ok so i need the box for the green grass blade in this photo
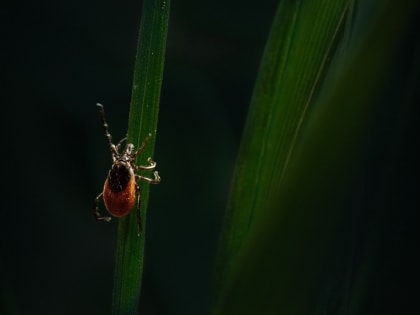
[216,0,351,293]
[112,1,170,314]
[215,1,419,314]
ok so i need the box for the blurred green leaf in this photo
[215,0,419,314]
[215,0,351,296]
[112,0,170,314]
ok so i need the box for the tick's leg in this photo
[131,133,152,160]
[135,157,157,171]
[135,184,142,236]
[135,171,161,184]
[93,192,112,222]
[115,137,127,152]
[96,103,118,157]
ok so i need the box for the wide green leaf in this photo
[214,1,419,314]
[215,0,351,294]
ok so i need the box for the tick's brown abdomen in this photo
[103,162,136,217]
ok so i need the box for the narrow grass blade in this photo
[112,1,170,314]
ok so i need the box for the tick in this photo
[93,103,161,235]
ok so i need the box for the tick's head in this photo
[114,143,135,163]
[125,143,134,155]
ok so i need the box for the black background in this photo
[2,1,419,315]
[1,0,277,314]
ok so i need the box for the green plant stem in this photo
[112,1,170,314]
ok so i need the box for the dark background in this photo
[2,1,419,315]
[1,0,277,314]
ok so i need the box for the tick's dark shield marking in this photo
[93,103,160,235]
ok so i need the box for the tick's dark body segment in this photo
[93,103,161,235]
